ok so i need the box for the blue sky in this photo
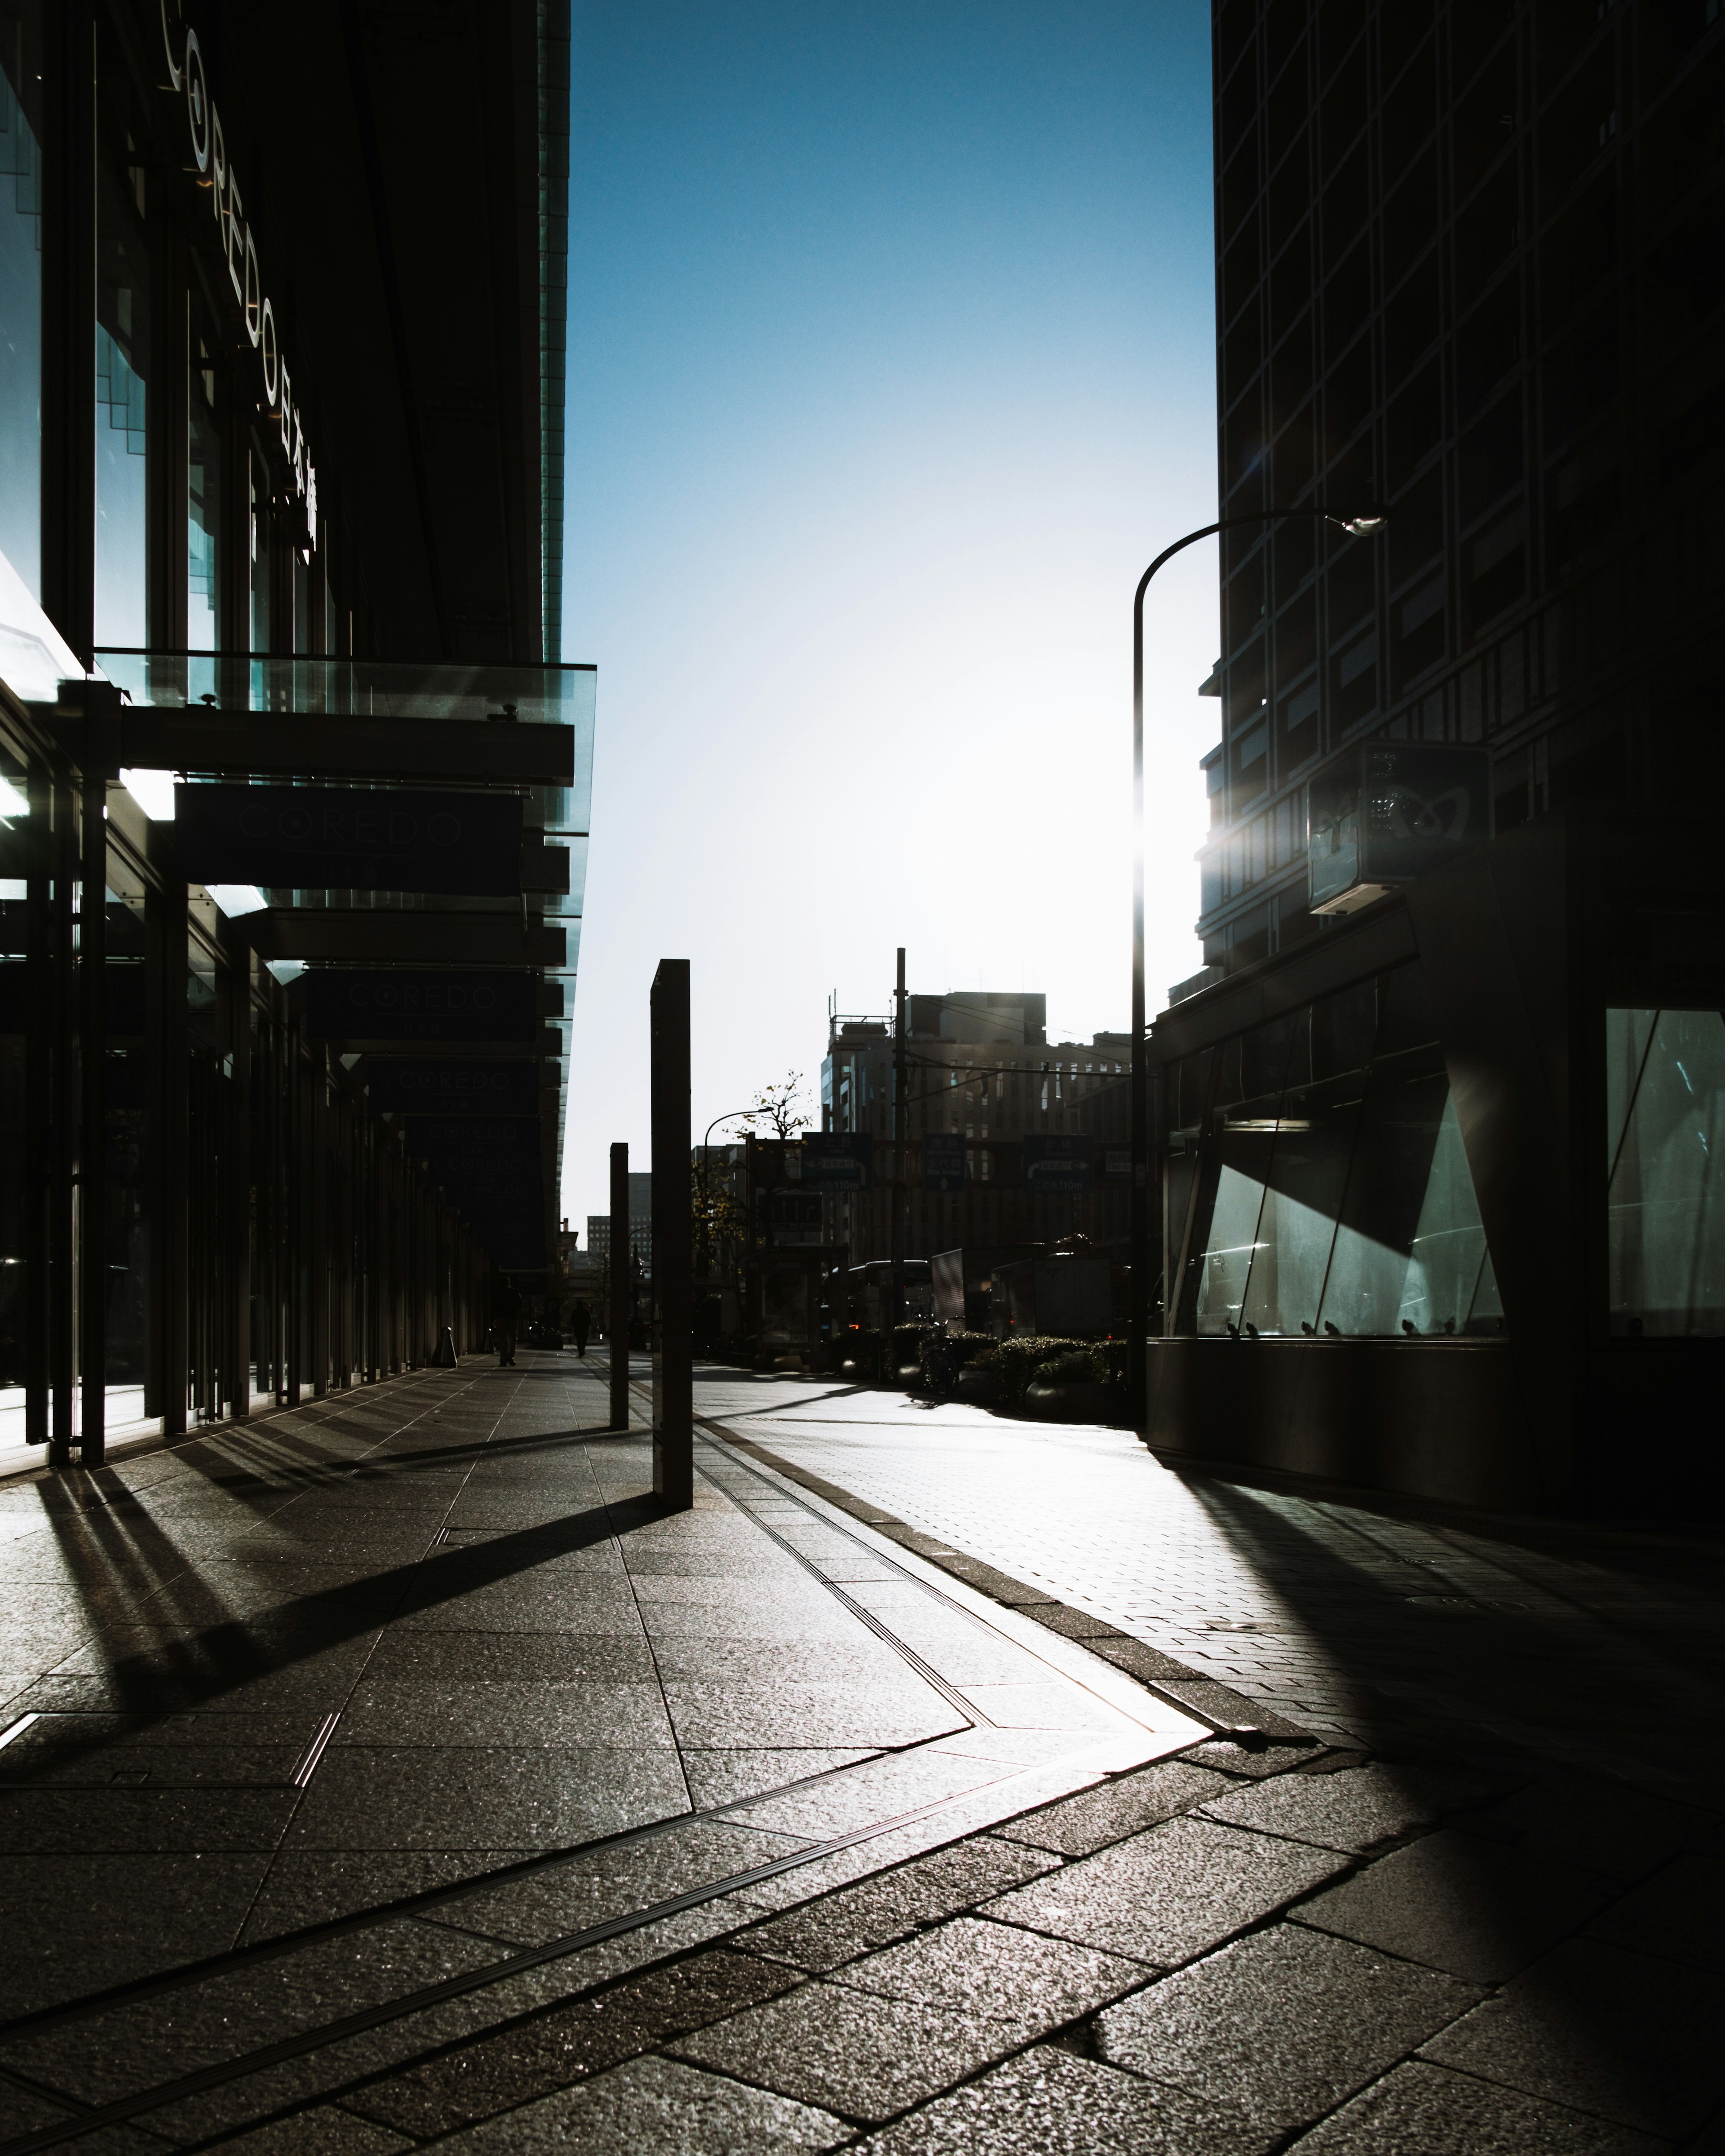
[562,0,1219,1232]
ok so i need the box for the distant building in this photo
[822,990,1131,1268]
[585,1175,652,1275]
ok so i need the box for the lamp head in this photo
[1331,510,1387,536]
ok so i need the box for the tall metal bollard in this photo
[650,960,693,1508]
[609,1140,631,1431]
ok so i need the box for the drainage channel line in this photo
[693,1412,1273,1744]
[692,1446,992,1731]
[288,1713,341,1789]
[0,1766,1066,2156]
[0,1735,946,2046]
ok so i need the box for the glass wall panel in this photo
[1606,1007,1725,1335]
[102,856,150,1423]
[250,447,272,653]
[188,329,222,650]
[1189,1014,1295,1335]
[1239,1073,1359,1336]
[0,750,26,1439]
[1177,966,1505,1340]
[0,1,42,604]
[95,158,152,646]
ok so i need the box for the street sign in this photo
[798,1133,874,1189]
[305,970,540,1042]
[175,783,523,897]
[1023,1134,1093,1192]
[367,1060,541,1114]
[923,1133,965,1192]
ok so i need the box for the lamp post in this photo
[1129,506,1386,1440]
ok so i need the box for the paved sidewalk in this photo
[702,1370,1725,1785]
[0,1352,1717,2151]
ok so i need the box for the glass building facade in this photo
[1148,2,1725,1516]
[0,0,579,1471]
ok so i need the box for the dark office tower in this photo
[1148,4,1725,1517]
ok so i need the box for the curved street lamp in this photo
[1129,506,1387,1439]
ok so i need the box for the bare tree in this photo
[738,1072,812,1142]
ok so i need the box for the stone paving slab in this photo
[0,1355,1202,2149]
[1,1352,1721,2152]
[703,1368,1725,1788]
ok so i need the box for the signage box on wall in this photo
[304,971,540,1043]
[367,1060,542,1115]
[176,785,523,897]
[1307,742,1493,917]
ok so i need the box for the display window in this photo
[95,150,155,647]
[1174,961,1504,1339]
[0,0,42,606]
[1607,1008,1725,1337]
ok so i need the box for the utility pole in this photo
[889,946,907,1333]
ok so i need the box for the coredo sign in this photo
[367,1061,541,1116]
[305,971,540,1043]
[175,784,523,896]
[160,2,317,542]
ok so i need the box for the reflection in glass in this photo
[1607,1007,1725,1335]
[1178,968,1504,1339]
[0,1,43,602]
[1318,1054,1496,1336]
[95,160,152,646]
[1239,1075,1362,1336]
[250,448,272,653]
[188,334,222,649]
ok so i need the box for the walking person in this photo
[490,1276,523,1367]
[569,1300,591,1357]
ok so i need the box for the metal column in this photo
[650,961,692,1507]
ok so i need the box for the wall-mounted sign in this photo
[797,1133,873,1190]
[367,1060,541,1115]
[176,785,523,897]
[1308,742,1493,917]
[305,971,540,1043]
[923,1133,965,1193]
[405,1116,545,1270]
[1023,1134,1093,1192]
[160,3,317,541]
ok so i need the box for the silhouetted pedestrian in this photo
[490,1277,523,1367]
[569,1300,591,1356]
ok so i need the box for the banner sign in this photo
[176,785,522,897]
[404,1116,546,1270]
[797,1133,874,1190]
[305,970,539,1043]
[367,1060,541,1116]
[922,1133,965,1193]
[1023,1133,1093,1193]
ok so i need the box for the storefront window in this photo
[1179,962,1503,1338]
[188,333,222,649]
[250,448,272,653]
[1607,1007,1725,1336]
[95,155,153,647]
[292,545,311,654]
[0,2,43,605]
